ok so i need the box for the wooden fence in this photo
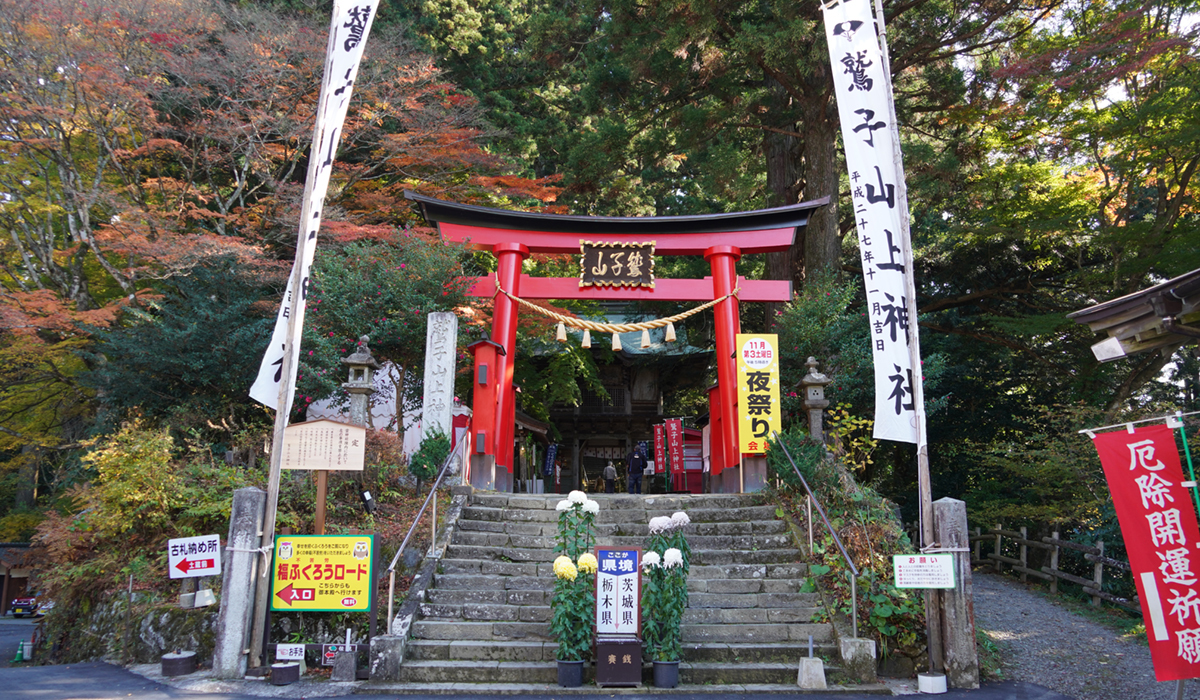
[967,526,1139,613]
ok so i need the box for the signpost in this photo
[595,547,642,635]
[665,419,684,492]
[168,534,222,579]
[270,535,374,612]
[321,643,358,666]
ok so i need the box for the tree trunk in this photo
[764,74,803,328]
[799,87,841,283]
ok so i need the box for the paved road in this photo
[0,659,1078,700]
[0,614,38,663]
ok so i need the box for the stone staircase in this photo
[369,490,876,691]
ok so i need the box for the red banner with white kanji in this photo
[653,424,667,475]
[666,419,684,477]
[1093,424,1200,681]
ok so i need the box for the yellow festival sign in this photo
[270,535,374,612]
[736,334,781,453]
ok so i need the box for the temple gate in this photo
[407,192,826,494]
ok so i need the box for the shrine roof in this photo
[1068,267,1200,362]
[405,191,829,255]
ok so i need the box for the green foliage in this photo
[768,427,925,657]
[298,233,473,419]
[642,515,691,661]
[0,511,42,541]
[549,494,599,661]
[408,428,450,484]
[84,256,274,435]
[764,424,826,492]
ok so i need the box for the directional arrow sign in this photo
[174,558,216,575]
[167,534,222,580]
[274,583,316,606]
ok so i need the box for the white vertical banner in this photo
[823,0,920,444]
[249,0,381,413]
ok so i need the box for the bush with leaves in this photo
[408,428,450,490]
[767,423,925,661]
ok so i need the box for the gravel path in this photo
[972,570,1198,700]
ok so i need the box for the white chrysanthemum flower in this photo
[577,552,598,574]
[642,551,661,569]
[648,516,672,534]
[556,499,571,511]
[582,499,600,515]
[568,490,587,504]
[663,548,684,568]
[670,511,691,528]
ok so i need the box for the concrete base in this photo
[743,456,768,492]
[839,637,877,683]
[370,635,407,681]
[469,454,495,490]
[797,657,827,689]
[494,467,511,493]
[331,651,356,682]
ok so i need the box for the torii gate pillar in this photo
[706,245,742,484]
[491,242,529,485]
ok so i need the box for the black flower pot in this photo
[557,659,585,687]
[653,660,679,688]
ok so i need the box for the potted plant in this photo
[549,491,599,686]
[642,511,692,687]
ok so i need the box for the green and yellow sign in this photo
[270,534,374,612]
[736,333,781,453]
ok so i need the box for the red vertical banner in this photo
[666,419,685,481]
[653,424,667,475]
[1093,424,1200,681]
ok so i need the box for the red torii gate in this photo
[407,192,827,493]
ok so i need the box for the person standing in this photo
[626,447,646,494]
[603,461,617,493]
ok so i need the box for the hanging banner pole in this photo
[246,0,380,668]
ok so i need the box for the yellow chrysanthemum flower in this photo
[553,555,578,581]
[577,552,598,574]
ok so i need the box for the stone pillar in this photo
[934,497,979,689]
[421,312,458,440]
[212,487,266,678]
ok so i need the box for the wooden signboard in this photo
[579,241,655,288]
[282,419,365,471]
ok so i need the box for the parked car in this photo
[10,595,39,617]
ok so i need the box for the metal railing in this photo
[382,428,470,632]
[772,431,861,638]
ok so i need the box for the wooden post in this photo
[1019,526,1028,583]
[806,496,813,555]
[315,470,328,535]
[934,498,979,689]
[1049,530,1060,595]
[1092,540,1105,607]
[973,527,981,564]
[993,525,1002,573]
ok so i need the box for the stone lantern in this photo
[342,335,381,427]
[801,357,831,444]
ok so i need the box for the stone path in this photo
[972,570,1200,700]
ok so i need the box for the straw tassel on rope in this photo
[611,333,622,351]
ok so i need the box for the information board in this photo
[595,547,642,635]
[892,554,955,589]
[281,419,366,471]
[736,333,781,453]
[270,535,374,611]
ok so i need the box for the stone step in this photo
[419,602,818,625]
[411,620,552,642]
[426,588,547,607]
[438,558,541,577]
[458,520,788,538]
[431,573,553,591]
[392,659,839,686]
[451,530,795,550]
[405,639,838,664]
[442,544,801,566]
[458,503,780,526]
[682,622,831,643]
